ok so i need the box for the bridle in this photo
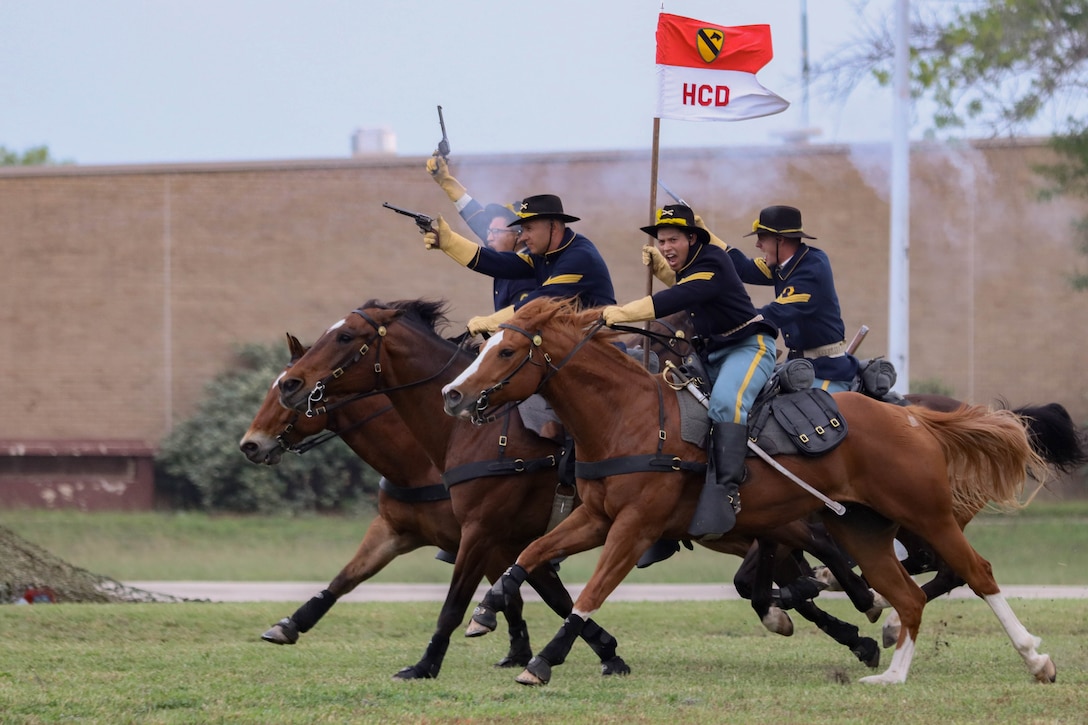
[469,318,605,424]
[301,307,469,419]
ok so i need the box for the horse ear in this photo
[286,333,306,361]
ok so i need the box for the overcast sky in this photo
[4,1,940,166]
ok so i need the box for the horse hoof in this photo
[466,618,494,638]
[466,606,497,637]
[852,637,881,669]
[494,651,532,668]
[261,618,299,645]
[392,664,437,680]
[516,656,551,686]
[865,606,884,624]
[882,623,900,649]
[600,656,630,676]
[1033,655,1057,683]
[810,566,843,592]
[761,607,794,637]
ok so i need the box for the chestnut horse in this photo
[277,300,900,669]
[238,333,535,671]
[626,320,1088,647]
[442,297,1057,686]
[277,301,631,680]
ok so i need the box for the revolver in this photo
[436,105,450,160]
[382,202,435,234]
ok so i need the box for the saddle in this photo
[675,357,849,457]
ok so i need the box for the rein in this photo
[470,319,605,424]
[277,402,396,455]
[304,307,470,418]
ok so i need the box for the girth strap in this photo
[378,477,450,503]
[576,455,706,480]
[442,454,559,488]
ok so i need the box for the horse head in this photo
[442,297,613,423]
[278,299,455,415]
[240,333,325,465]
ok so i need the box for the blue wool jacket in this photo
[727,243,858,382]
[467,228,616,309]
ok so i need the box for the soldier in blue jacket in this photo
[601,204,778,539]
[424,194,615,335]
[726,206,859,392]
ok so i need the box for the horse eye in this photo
[336,332,354,344]
[498,348,515,359]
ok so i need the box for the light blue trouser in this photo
[813,377,853,393]
[705,333,776,426]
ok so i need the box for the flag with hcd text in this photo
[655,13,789,121]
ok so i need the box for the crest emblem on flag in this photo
[696,28,724,63]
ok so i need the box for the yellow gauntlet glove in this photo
[467,305,515,336]
[694,215,728,251]
[642,244,676,286]
[601,296,656,326]
[426,153,468,202]
[423,215,480,267]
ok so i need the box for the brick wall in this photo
[1,140,1085,452]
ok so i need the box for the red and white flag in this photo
[655,13,789,122]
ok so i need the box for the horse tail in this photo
[908,404,1050,520]
[1010,402,1088,474]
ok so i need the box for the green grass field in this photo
[2,507,1086,722]
[2,502,1088,585]
[0,599,1084,724]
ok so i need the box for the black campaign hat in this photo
[640,204,711,245]
[743,205,817,239]
[507,194,580,226]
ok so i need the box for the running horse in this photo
[441,297,1057,687]
[277,299,906,671]
[276,300,631,680]
[238,333,535,671]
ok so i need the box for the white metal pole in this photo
[888,0,911,392]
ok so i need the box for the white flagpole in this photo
[888,0,911,392]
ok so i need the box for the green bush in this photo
[154,343,378,513]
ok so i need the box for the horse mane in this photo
[511,298,650,374]
[359,298,452,335]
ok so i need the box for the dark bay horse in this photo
[276,301,631,680]
[238,333,534,669]
[441,297,1057,687]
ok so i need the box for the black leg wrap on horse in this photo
[495,620,532,668]
[486,564,528,611]
[474,565,528,633]
[581,618,631,676]
[776,577,828,610]
[798,601,880,669]
[394,635,450,680]
[536,614,585,669]
[292,589,338,633]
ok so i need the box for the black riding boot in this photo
[688,422,747,540]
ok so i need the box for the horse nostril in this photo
[240,441,257,454]
[445,389,462,406]
[280,377,301,395]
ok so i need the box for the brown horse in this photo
[238,333,535,670]
[275,300,904,669]
[276,300,631,680]
[441,297,1057,686]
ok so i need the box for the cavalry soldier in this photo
[726,205,859,392]
[425,154,535,310]
[424,193,615,335]
[601,204,778,538]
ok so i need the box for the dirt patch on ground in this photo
[1,525,183,604]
